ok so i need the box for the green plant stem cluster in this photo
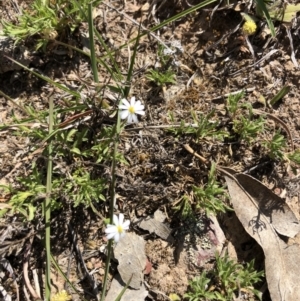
[184,252,264,301]
[193,162,230,216]
[2,0,100,49]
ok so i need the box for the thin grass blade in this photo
[269,86,290,106]
[255,0,276,37]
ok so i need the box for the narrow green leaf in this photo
[114,275,133,301]
[27,204,36,221]
[255,0,276,37]
[51,253,87,299]
[124,21,142,97]
[269,85,290,105]
[87,2,99,83]
[71,147,81,155]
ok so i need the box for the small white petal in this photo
[119,213,124,225]
[114,232,121,242]
[135,110,145,116]
[135,105,144,112]
[127,114,134,123]
[120,98,130,107]
[122,220,130,229]
[113,214,119,226]
[106,232,116,240]
[130,97,136,106]
[120,110,129,119]
[131,114,138,123]
[119,104,129,109]
[105,225,117,234]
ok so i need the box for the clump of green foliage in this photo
[174,162,230,219]
[225,92,265,142]
[2,0,100,49]
[233,114,265,143]
[146,44,177,86]
[146,68,177,86]
[227,85,294,160]
[184,252,264,301]
[193,162,230,215]
[288,149,300,164]
[226,91,289,158]
[168,110,229,142]
[226,91,245,118]
[0,107,128,220]
[184,271,216,301]
[262,131,286,160]
[174,195,194,221]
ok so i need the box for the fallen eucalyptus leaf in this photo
[236,173,300,237]
[219,167,300,301]
[137,209,174,242]
[114,232,147,289]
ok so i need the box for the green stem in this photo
[100,239,112,301]
[45,95,54,300]
[86,2,124,300]
[88,3,99,83]
[100,112,122,301]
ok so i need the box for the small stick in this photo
[32,269,41,299]
[23,236,41,300]
[183,144,207,164]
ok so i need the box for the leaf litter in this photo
[2,0,300,300]
[219,166,300,301]
[105,234,148,300]
[135,209,174,242]
[114,232,147,290]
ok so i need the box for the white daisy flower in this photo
[105,213,130,242]
[119,97,145,124]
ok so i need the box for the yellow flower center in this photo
[117,225,123,233]
[51,290,72,301]
[128,106,135,114]
[243,20,257,36]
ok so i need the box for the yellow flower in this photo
[51,290,72,301]
[242,20,257,35]
[169,293,181,301]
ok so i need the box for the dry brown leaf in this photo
[114,233,147,289]
[219,167,300,301]
[141,2,150,12]
[125,3,139,12]
[235,173,300,237]
[137,209,174,242]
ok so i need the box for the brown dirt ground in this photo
[1,0,300,300]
